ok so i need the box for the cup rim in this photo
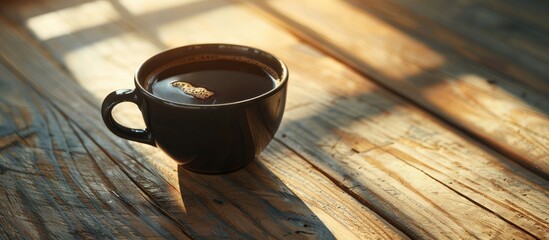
[134,43,288,109]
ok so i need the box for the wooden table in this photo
[1,0,548,239]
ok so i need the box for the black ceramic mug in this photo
[101,44,288,174]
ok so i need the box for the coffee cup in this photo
[101,44,288,174]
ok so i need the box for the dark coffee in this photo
[145,57,279,105]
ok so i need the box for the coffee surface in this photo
[146,59,277,105]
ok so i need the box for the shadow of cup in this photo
[176,162,336,239]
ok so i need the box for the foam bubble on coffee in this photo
[171,81,214,99]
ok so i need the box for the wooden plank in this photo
[480,0,549,31]
[0,61,191,239]
[356,0,549,96]
[279,104,548,239]
[4,0,547,238]
[388,0,549,70]
[243,0,549,178]
[376,0,549,93]
[184,142,406,240]
[0,13,405,240]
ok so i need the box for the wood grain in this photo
[480,0,549,31]
[347,0,549,97]
[243,0,549,178]
[387,0,549,80]
[0,7,405,239]
[3,0,547,238]
[235,0,548,238]
[0,61,190,239]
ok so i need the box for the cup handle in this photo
[101,89,155,146]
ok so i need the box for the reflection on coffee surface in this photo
[146,55,279,105]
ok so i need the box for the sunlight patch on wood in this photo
[118,0,204,15]
[25,0,119,41]
[62,32,159,96]
[246,0,446,80]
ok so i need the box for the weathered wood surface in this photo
[244,0,549,177]
[387,0,549,88]
[0,14,404,240]
[480,0,549,31]
[1,0,548,239]
[349,0,549,96]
